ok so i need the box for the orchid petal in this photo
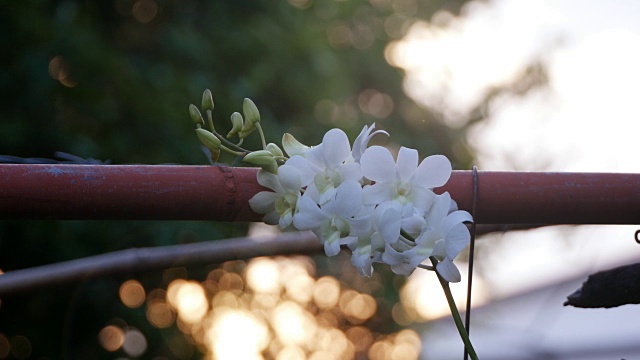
[362,184,393,206]
[285,155,314,186]
[248,191,278,214]
[426,192,452,226]
[334,180,362,217]
[321,128,351,168]
[443,210,473,235]
[396,147,418,181]
[256,170,284,192]
[278,165,301,190]
[445,223,470,259]
[361,146,396,183]
[324,238,341,256]
[262,212,280,225]
[416,154,452,188]
[293,196,326,230]
[437,258,461,283]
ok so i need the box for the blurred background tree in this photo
[0,0,546,358]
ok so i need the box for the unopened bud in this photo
[243,98,260,126]
[227,112,244,138]
[243,150,278,174]
[201,89,214,112]
[195,128,221,162]
[189,104,205,126]
[282,133,310,157]
[266,143,284,157]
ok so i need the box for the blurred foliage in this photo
[0,0,524,358]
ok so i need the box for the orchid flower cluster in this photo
[188,90,472,283]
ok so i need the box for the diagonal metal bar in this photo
[1,164,639,224]
[0,231,322,296]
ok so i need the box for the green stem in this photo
[219,145,245,157]
[429,257,479,360]
[255,123,267,150]
[206,109,215,133]
[213,132,250,153]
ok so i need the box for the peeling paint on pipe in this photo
[1,165,639,224]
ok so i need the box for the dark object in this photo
[0,151,109,165]
[564,263,640,308]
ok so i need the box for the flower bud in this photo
[243,150,278,173]
[195,128,221,162]
[227,112,244,138]
[201,89,215,112]
[189,104,205,126]
[243,98,260,126]
[266,143,284,158]
[282,133,310,157]
[239,122,255,139]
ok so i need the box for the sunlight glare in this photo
[270,301,317,347]
[206,308,270,360]
[166,280,208,324]
[246,257,281,294]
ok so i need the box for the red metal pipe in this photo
[0,164,639,224]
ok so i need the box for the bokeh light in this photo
[122,328,147,357]
[167,279,209,324]
[119,279,146,308]
[115,255,432,359]
[98,325,125,352]
[158,256,421,359]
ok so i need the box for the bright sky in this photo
[388,0,640,298]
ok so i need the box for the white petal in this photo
[443,210,473,235]
[305,145,325,170]
[248,191,278,214]
[256,170,284,192]
[401,214,426,236]
[426,192,452,226]
[445,223,470,259]
[285,155,314,186]
[279,212,293,228]
[361,146,396,183]
[412,188,436,211]
[381,243,404,265]
[349,216,372,236]
[278,165,302,190]
[362,183,393,206]
[391,263,416,276]
[293,196,326,230]
[432,239,446,258]
[396,147,418,181]
[378,207,402,244]
[437,258,461,283]
[321,128,351,168]
[337,162,363,182]
[334,180,363,217]
[262,211,280,225]
[324,238,341,256]
[415,155,452,188]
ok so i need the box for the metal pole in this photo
[1,164,639,224]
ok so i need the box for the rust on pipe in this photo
[0,164,639,224]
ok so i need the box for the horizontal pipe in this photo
[0,164,639,224]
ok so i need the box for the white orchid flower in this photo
[300,128,362,205]
[293,180,369,257]
[248,164,311,228]
[360,145,452,213]
[405,192,473,282]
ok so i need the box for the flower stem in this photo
[255,123,267,150]
[429,257,479,360]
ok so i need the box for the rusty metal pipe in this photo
[0,164,639,224]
